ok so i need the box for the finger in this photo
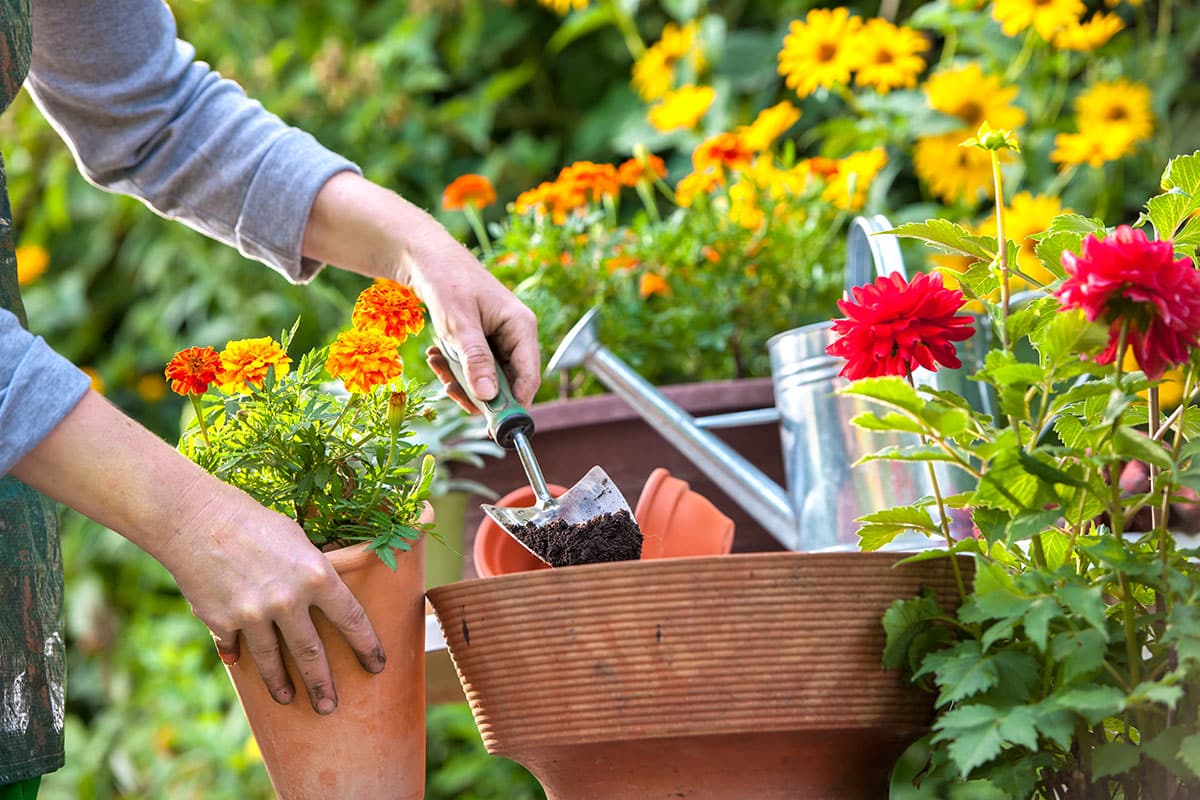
[211,628,242,667]
[453,331,499,402]
[425,347,479,414]
[241,624,296,706]
[492,308,541,407]
[276,616,339,715]
[315,581,386,675]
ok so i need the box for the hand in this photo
[166,486,385,714]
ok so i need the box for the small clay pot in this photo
[473,469,736,577]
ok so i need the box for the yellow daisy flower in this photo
[977,192,1068,287]
[777,8,861,98]
[914,130,1003,205]
[648,85,715,133]
[992,0,1085,40]
[1075,79,1154,147]
[737,101,801,152]
[924,64,1027,132]
[849,19,929,94]
[1050,130,1133,169]
[1052,12,1124,51]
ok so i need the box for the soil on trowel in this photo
[510,509,643,567]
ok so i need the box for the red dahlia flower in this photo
[826,271,975,380]
[1055,225,1200,381]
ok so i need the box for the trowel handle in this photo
[435,337,535,449]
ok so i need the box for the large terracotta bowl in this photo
[427,550,966,800]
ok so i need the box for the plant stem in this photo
[990,149,1011,353]
[463,205,495,261]
[189,394,211,447]
[910,372,967,600]
[608,0,646,60]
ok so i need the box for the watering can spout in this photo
[547,308,799,548]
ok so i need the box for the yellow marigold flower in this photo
[218,337,292,393]
[738,102,801,152]
[977,192,1068,287]
[823,148,887,211]
[648,85,715,133]
[1050,130,1132,169]
[1075,79,1154,148]
[631,21,702,102]
[925,64,1027,132]
[558,161,621,202]
[692,133,755,176]
[80,367,105,395]
[992,0,1085,40]
[1052,11,1123,50]
[15,244,48,286]
[352,279,426,341]
[777,8,861,99]
[849,19,929,94]
[442,174,496,211]
[638,272,670,299]
[729,179,764,231]
[537,0,587,15]
[617,153,667,186]
[914,130,1003,205]
[674,169,723,208]
[325,327,403,395]
[1122,349,1184,408]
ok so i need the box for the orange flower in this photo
[515,180,587,224]
[692,133,754,175]
[639,272,670,299]
[605,253,640,273]
[165,346,223,396]
[325,328,404,394]
[352,279,426,341]
[618,154,668,186]
[218,338,292,393]
[15,244,49,286]
[558,161,621,202]
[675,169,723,207]
[442,174,496,211]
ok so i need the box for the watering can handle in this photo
[844,215,906,294]
[435,337,535,450]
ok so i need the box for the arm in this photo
[9,389,383,715]
[26,0,541,404]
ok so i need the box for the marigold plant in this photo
[167,280,436,566]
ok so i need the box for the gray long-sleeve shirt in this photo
[0,0,359,474]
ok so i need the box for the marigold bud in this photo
[388,391,407,435]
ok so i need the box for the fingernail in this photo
[476,377,497,399]
[275,687,293,704]
[317,697,337,715]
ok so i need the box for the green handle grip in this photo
[435,337,534,449]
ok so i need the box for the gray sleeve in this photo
[24,0,362,283]
[0,308,91,474]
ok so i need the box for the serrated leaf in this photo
[858,505,939,528]
[1113,426,1174,469]
[889,220,997,261]
[882,592,945,671]
[926,641,1001,705]
[850,410,925,433]
[947,781,1009,800]
[1057,584,1109,631]
[1031,230,1080,281]
[1178,732,1200,780]
[1130,681,1184,709]
[1017,451,1086,488]
[1046,686,1125,724]
[840,375,924,414]
[1023,596,1062,653]
[1050,628,1108,684]
[932,704,1007,775]
[858,523,911,551]
[1091,740,1140,780]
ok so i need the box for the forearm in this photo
[10,390,236,569]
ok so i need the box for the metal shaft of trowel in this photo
[511,430,555,507]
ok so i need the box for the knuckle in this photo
[292,639,325,664]
[339,602,371,633]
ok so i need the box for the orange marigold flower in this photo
[442,174,496,211]
[606,253,641,274]
[618,154,668,186]
[675,169,723,208]
[352,279,426,341]
[515,180,587,224]
[692,133,754,175]
[218,337,292,393]
[325,328,404,394]
[165,346,223,396]
[558,161,621,202]
[639,272,670,299]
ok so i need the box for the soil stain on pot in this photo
[510,509,643,567]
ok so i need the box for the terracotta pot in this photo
[473,469,735,577]
[224,533,427,800]
[427,551,967,800]
[454,378,788,577]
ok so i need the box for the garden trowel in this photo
[435,339,635,566]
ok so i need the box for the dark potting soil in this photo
[510,509,643,567]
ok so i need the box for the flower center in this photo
[957,101,985,128]
[873,49,896,66]
[1105,106,1129,122]
[816,41,838,63]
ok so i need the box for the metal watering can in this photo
[545,216,992,552]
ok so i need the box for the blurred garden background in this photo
[6,0,1198,796]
